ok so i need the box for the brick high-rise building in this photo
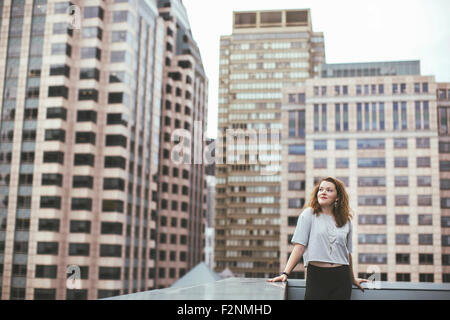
[0,0,165,299]
[214,9,325,278]
[153,0,208,288]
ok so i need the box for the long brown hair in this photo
[304,176,353,227]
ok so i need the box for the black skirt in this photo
[304,264,352,300]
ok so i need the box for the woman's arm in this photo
[349,253,368,291]
[268,244,306,282]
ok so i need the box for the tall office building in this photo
[215,9,325,278]
[154,0,208,288]
[437,82,450,282]
[281,61,447,283]
[0,0,165,299]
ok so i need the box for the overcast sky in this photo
[182,0,450,139]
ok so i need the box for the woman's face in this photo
[317,180,338,207]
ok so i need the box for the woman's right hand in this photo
[267,274,288,282]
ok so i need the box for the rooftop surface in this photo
[103,277,450,300]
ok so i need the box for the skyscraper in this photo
[154,0,208,289]
[0,0,163,299]
[281,61,446,282]
[215,9,325,278]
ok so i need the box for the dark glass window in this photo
[102,200,124,213]
[71,198,92,211]
[98,267,121,280]
[49,64,70,77]
[43,151,64,164]
[107,113,127,126]
[46,107,66,120]
[103,178,125,191]
[73,176,93,188]
[44,129,65,142]
[78,89,98,102]
[101,222,122,235]
[80,68,100,80]
[105,135,127,148]
[70,220,91,233]
[77,110,97,123]
[34,289,56,300]
[69,243,90,256]
[37,242,59,255]
[38,219,60,232]
[74,153,94,166]
[104,156,126,169]
[41,173,63,186]
[108,92,124,104]
[35,265,57,279]
[100,244,122,257]
[48,85,68,99]
[75,132,96,145]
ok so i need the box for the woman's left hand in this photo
[352,278,369,292]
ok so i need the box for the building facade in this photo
[215,9,325,278]
[437,82,450,282]
[154,0,208,288]
[0,0,165,299]
[281,61,448,282]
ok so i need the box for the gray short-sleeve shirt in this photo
[291,207,353,267]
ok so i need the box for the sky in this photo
[182,0,450,139]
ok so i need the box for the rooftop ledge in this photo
[103,278,450,300]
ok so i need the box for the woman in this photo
[268,176,368,300]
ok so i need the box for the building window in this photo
[38,219,60,232]
[396,273,410,282]
[396,234,410,245]
[49,64,70,77]
[48,85,68,99]
[396,253,410,264]
[418,234,433,245]
[43,151,64,164]
[104,156,126,169]
[102,200,124,213]
[41,173,63,186]
[288,144,305,155]
[80,68,100,81]
[395,215,410,225]
[100,244,122,257]
[35,265,58,279]
[417,157,431,168]
[77,110,97,123]
[108,114,128,129]
[103,178,125,191]
[47,107,67,120]
[81,47,101,60]
[78,89,98,102]
[69,243,90,256]
[75,132,96,145]
[74,153,95,166]
[37,242,59,255]
[73,176,93,189]
[101,222,122,235]
[358,195,386,206]
[84,6,104,20]
[70,220,91,233]
[395,195,409,206]
[44,129,65,142]
[105,135,127,148]
[81,26,103,40]
[71,198,92,211]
